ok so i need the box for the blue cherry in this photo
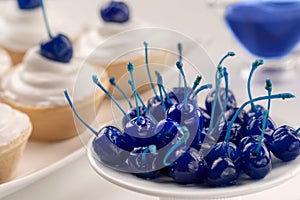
[17,0,40,9]
[271,125,300,162]
[238,111,272,179]
[100,1,130,23]
[39,0,73,63]
[206,157,239,187]
[64,91,133,167]
[169,148,207,184]
[128,145,160,179]
[225,107,249,131]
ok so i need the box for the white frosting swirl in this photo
[1,47,98,107]
[0,1,82,52]
[76,20,147,63]
[0,103,30,146]
[0,48,11,76]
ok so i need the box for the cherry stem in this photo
[178,43,183,87]
[224,92,295,143]
[142,145,157,163]
[109,77,133,108]
[155,71,173,105]
[265,79,272,118]
[254,110,269,154]
[64,90,98,136]
[295,128,300,135]
[127,62,141,124]
[218,52,235,66]
[191,84,213,100]
[208,68,222,132]
[187,75,202,98]
[247,59,264,112]
[128,80,158,124]
[155,71,166,111]
[144,42,159,100]
[163,125,190,166]
[92,75,130,121]
[176,61,188,109]
[40,0,52,38]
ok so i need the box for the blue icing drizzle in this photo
[100,1,130,23]
[225,1,300,58]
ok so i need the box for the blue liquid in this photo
[225,1,300,58]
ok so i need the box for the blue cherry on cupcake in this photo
[39,0,73,63]
[17,0,40,10]
[100,1,130,23]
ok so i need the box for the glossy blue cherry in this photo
[206,157,239,187]
[169,148,207,184]
[39,0,73,63]
[123,116,156,147]
[128,145,160,179]
[93,126,133,166]
[100,1,130,23]
[40,34,73,63]
[271,125,300,162]
[225,107,249,131]
[238,136,271,179]
[17,0,40,9]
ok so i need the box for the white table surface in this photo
[1,0,300,199]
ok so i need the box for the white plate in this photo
[88,135,300,200]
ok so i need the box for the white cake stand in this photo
[87,138,300,200]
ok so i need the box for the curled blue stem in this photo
[109,77,132,108]
[218,52,235,66]
[224,92,295,143]
[142,145,158,163]
[247,59,265,112]
[163,126,190,166]
[64,90,98,136]
[176,61,188,109]
[265,79,272,118]
[191,84,213,100]
[155,71,166,111]
[128,62,141,124]
[40,0,52,38]
[92,75,130,121]
[144,42,159,100]
[128,80,158,124]
[254,110,269,154]
[178,43,183,87]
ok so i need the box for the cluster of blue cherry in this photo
[64,43,299,187]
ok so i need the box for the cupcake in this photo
[0,103,32,183]
[0,5,108,141]
[0,48,11,79]
[0,0,82,65]
[76,1,167,97]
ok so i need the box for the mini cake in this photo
[0,48,11,79]
[76,1,166,97]
[0,2,108,141]
[0,103,32,184]
[0,0,82,65]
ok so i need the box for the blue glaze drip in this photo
[92,75,130,121]
[144,42,159,100]
[110,77,133,108]
[225,92,295,143]
[247,59,264,112]
[225,1,300,58]
[17,0,40,10]
[254,110,269,154]
[127,62,141,124]
[64,90,98,136]
[100,1,130,23]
